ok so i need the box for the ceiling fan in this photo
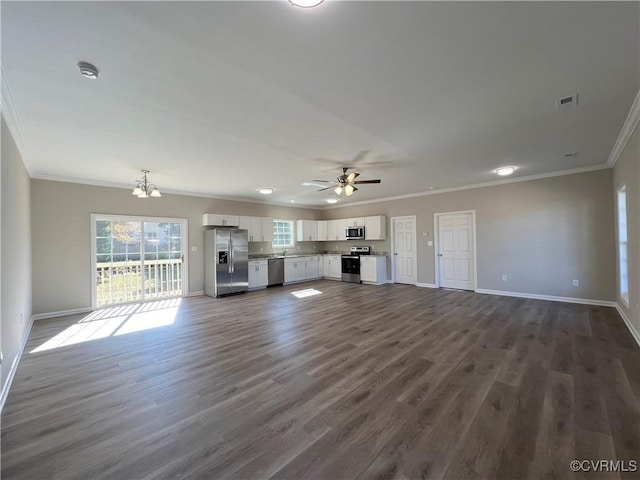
[313,167,382,197]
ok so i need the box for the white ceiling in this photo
[2,1,638,206]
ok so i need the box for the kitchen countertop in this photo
[249,252,387,260]
[248,253,320,260]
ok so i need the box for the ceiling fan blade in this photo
[352,150,369,164]
[353,179,381,184]
[346,172,360,183]
[317,186,333,192]
[312,179,334,183]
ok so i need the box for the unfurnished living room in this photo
[1,1,639,479]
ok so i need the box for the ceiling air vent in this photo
[563,152,577,159]
[556,93,579,110]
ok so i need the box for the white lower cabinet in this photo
[248,259,269,289]
[360,256,387,285]
[323,255,342,279]
[284,256,321,284]
[305,256,320,280]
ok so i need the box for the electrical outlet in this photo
[20,313,23,324]
[427,241,433,246]
[260,247,263,252]
[501,274,507,282]
[573,279,579,286]
[191,246,197,252]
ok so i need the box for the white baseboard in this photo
[615,303,640,348]
[0,315,34,413]
[475,288,616,307]
[415,283,437,288]
[187,291,204,297]
[32,307,93,321]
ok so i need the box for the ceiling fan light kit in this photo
[131,170,161,198]
[313,166,381,199]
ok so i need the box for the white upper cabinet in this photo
[296,220,318,242]
[261,218,274,243]
[219,215,273,242]
[346,217,366,228]
[364,215,387,240]
[335,219,347,241]
[239,216,251,232]
[202,214,240,227]
[317,220,328,242]
[326,219,347,241]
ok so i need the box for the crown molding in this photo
[0,67,32,175]
[608,89,640,167]
[325,163,611,209]
[31,174,324,210]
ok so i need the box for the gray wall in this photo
[322,169,616,301]
[613,124,639,339]
[1,117,32,390]
[31,180,320,315]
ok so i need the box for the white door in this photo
[392,216,417,284]
[437,212,475,290]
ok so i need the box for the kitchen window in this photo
[617,185,629,305]
[272,219,294,248]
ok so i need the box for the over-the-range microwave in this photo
[345,226,365,240]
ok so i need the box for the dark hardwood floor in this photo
[2,280,639,480]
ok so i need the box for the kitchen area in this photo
[203,214,388,297]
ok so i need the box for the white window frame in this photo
[616,185,629,306]
[90,214,189,308]
[272,219,295,249]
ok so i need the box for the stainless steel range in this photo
[341,246,371,283]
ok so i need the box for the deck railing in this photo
[96,259,183,306]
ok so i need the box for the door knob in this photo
[394,253,398,255]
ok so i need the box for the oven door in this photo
[341,255,361,283]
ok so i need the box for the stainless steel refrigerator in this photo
[204,229,249,297]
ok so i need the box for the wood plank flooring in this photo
[2,280,639,480]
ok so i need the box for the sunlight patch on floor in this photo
[291,288,322,299]
[30,298,182,353]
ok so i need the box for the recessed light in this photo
[257,187,274,195]
[78,61,99,79]
[288,0,324,8]
[495,166,516,176]
[290,200,295,203]
[428,186,436,191]
[326,198,338,204]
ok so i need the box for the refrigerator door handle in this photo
[229,240,234,273]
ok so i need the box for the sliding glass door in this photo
[92,215,187,307]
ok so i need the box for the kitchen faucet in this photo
[283,249,288,256]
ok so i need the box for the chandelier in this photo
[131,170,161,198]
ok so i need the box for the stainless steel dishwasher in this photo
[267,258,284,287]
